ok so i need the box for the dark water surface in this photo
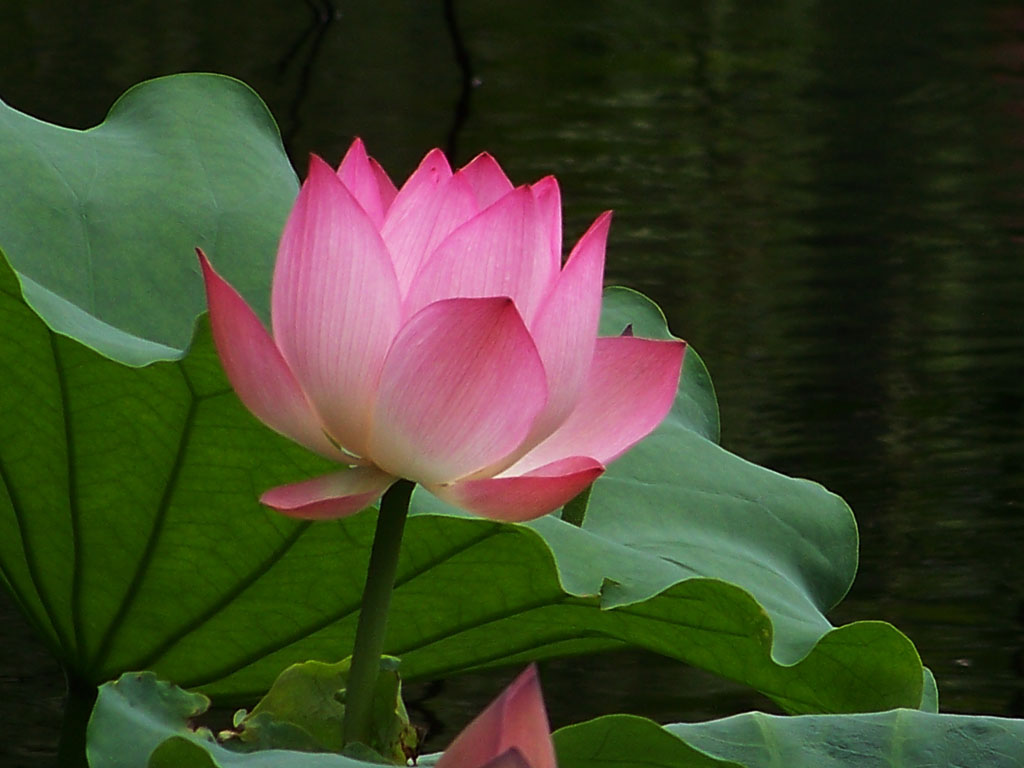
[2,1,1023,763]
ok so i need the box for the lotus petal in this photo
[458,152,514,209]
[509,335,686,474]
[404,186,556,323]
[479,749,532,768]
[530,176,562,272]
[271,155,402,457]
[382,149,478,294]
[370,297,547,484]
[526,212,611,442]
[433,456,603,522]
[260,466,396,519]
[336,138,398,228]
[197,249,348,461]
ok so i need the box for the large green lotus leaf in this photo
[0,239,922,714]
[0,73,297,366]
[554,711,1024,768]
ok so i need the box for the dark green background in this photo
[1,0,1021,763]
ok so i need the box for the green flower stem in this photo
[343,479,415,747]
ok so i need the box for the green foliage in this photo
[0,248,923,713]
[0,74,923,725]
[0,234,924,714]
[225,657,417,762]
[89,674,1024,768]
[87,673,371,768]
[0,73,296,365]
[85,672,213,768]
[556,710,1024,768]
[231,659,353,753]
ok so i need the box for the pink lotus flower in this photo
[436,665,555,768]
[198,139,684,521]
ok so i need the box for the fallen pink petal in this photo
[199,138,686,521]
